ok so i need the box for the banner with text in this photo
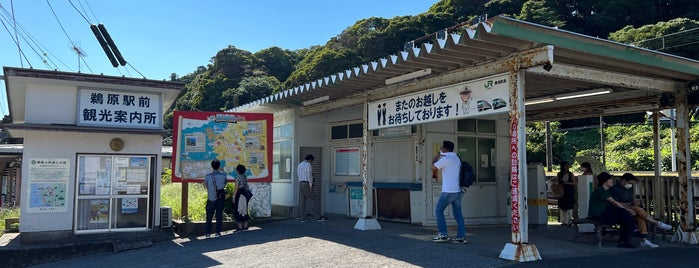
[368,73,509,130]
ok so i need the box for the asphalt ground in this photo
[2,215,698,267]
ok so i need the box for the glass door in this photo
[75,155,152,233]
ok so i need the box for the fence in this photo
[635,175,699,230]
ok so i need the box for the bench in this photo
[571,218,617,247]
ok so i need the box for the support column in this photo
[499,65,540,262]
[674,94,696,243]
[652,112,662,216]
[545,121,552,172]
[355,97,381,230]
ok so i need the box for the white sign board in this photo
[78,88,162,129]
[368,73,509,130]
[27,158,70,213]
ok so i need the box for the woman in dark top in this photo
[556,161,577,225]
[233,164,251,231]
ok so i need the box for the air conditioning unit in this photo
[160,206,172,228]
[379,126,411,138]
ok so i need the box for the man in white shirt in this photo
[431,140,466,243]
[298,154,327,222]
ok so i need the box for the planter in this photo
[5,218,19,232]
[172,219,236,237]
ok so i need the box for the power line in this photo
[0,6,73,71]
[83,0,99,23]
[10,0,20,67]
[67,0,90,24]
[46,0,76,47]
[0,11,31,68]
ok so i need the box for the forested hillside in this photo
[167,0,699,171]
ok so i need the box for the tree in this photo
[609,18,699,60]
[222,76,279,110]
[517,0,565,28]
[254,47,299,83]
[284,46,362,89]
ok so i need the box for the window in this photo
[75,155,152,233]
[273,124,293,181]
[334,147,360,176]
[457,119,496,183]
[331,123,363,140]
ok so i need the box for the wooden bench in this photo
[571,218,616,247]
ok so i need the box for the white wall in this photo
[24,84,77,124]
[19,131,162,232]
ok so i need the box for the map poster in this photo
[172,111,273,183]
[27,182,67,213]
[27,158,70,213]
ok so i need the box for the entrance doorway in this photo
[299,147,322,216]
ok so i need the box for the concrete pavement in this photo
[2,215,697,267]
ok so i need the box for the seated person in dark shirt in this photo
[588,172,640,248]
[609,173,672,248]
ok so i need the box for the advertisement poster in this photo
[26,158,70,213]
[368,73,509,130]
[172,111,273,182]
[89,199,109,223]
[349,188,364,217]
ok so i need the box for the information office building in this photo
[2,67,182,242]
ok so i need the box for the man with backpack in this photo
[431,140,467,244]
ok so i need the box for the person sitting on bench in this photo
[609,173,672,248]
[588,172,640,248]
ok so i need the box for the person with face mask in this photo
[588,172,639,248]
[609,173,672,248]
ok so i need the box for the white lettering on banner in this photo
[368,73,509,130]
[78,88,162,129]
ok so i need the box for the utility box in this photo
[527,164,548,225]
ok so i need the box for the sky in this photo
[0,0,438,117]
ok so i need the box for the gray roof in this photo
[230,16,699,121]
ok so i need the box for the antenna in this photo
[71,43,87,72]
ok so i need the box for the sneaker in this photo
[450,237,468,244]
[317,217,328,222]
[205,234,211,238]
[657,222,672,231]
[215,232,222,237]
[640,240,659,248]
[300,219,310,223]
[432,234,449,243]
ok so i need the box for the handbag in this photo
[213,174,226,200]
[242,188,253,199]
[549,181,564,198]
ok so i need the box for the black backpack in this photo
[459,158,475,191]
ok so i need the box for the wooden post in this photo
[181,181,189,220]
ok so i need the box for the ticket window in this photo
[75,155,153,233]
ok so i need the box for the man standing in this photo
[298,154,327,222]
[431,140,466,243]
[203,159,227,238]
